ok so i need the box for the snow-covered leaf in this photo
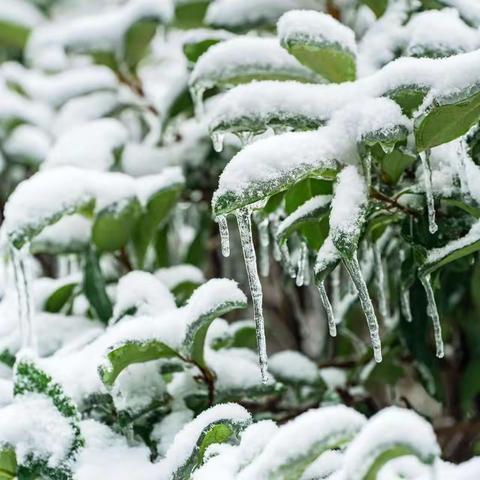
[278,10,357,83]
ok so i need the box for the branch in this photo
[370,187,419,217]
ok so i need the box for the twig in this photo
[370,187,419,217]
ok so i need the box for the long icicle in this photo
[343,252,382,362]
[216,215,230,257]
[296,242,308,287]
[400,286,413,323]
[317,281,337,337]
[258,217,270,277]
[373,242,389,323]
[11,245,36,353]
[420,149,438,234]
[235,207,269,383]
[420,274,444,358]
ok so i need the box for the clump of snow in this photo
[113,271,176,320]
[44,119,128,171]
[152,410,194,457]
[1,63,118,108]
[269,350,319,384]
[3,125,50,166]
[190,37,322,93]
[134,167,185,206]
[0,393,74,467]
[343,406,440,480]
[238,405,365,479]
[329,166,368,245]
[301,450,344,480]
[404,9,479,58]
[278,10,357,54]
[0,0,45,29]
[205,0,325,30]
[155,264,205,290]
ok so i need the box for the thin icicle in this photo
[281,242,296,279]
[216,215,230,257]
[270,216,282,262]
[317,281,337,337]
[373,242,389,323]
[420,274,444,358]
[420,149,438,234]
[10,244,36,353]
[190,85,206,119]
[211,131,225,153]
[296,242,308,287]
[235,207,268,383]
[331,266,341,316]
[400,286,413,323]
[258,217,270,277]
[237,131,254,147]
[343,253,382,362]
[456,138,471,199]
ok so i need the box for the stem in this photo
[370,187,419,217]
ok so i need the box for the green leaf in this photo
[278,194,331,251]
[216,382,285,403]
[124,20,158,69]
[183,298,247,368]
[44,282,77,313]
[92,196,141,252]
[281,34,356,83]
[0,449,16,480]
[361,0,388,17]
[83,246,113,324]
[174,0,210,29]
[98,339,180,387]
[172,281,201,306]
[387,86,428,117]
[183,30,233,64]
[132,182,183,268]
[415,84,480,151]
[363,446,432,480]
[377,148,416,185]
[0,20,30,50]
[172,417,250,480]
[419,221,480,276]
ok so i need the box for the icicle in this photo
[343,253,382,362]
[211,131,225,153]
[296,242,308,287]
[362,151,372,189]
[303,257,311,286]
[317,281,337,337]
[269,217,282,262]
[420,150,438,234]
[258,217,270,277]
[373,243,389,323]
[190,85,206,119]
[420,274,444,358]
[331,266,341,316]
[235,207,269,383]
[237,131,254,147]
[400,286,413,323]
[216,215,230,257]
[10,244,36,353]
[456,139,471,199]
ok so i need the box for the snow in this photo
[113,271,176,320]
[0,393,74,467]
[268,350,319,384]
[329,166,367,245]
[3,125,51,166]
[27,0,174,67]
[0,0,45,29]
[74,419,158,480]
[52,91,119,137]
[343,406,440,480]
[152,410,194,457]
[155,264,205,290]
[44,119,128,171]
[277,195,332,239]
[206,348,272,390]
[190,37,322,96]
[134,167,185,206]
[1,63,118,109]
[404,9,479,58]
[301,450,343,480]
[278,10,357,55]
[205,0,325,30]
[238,405,365,480]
